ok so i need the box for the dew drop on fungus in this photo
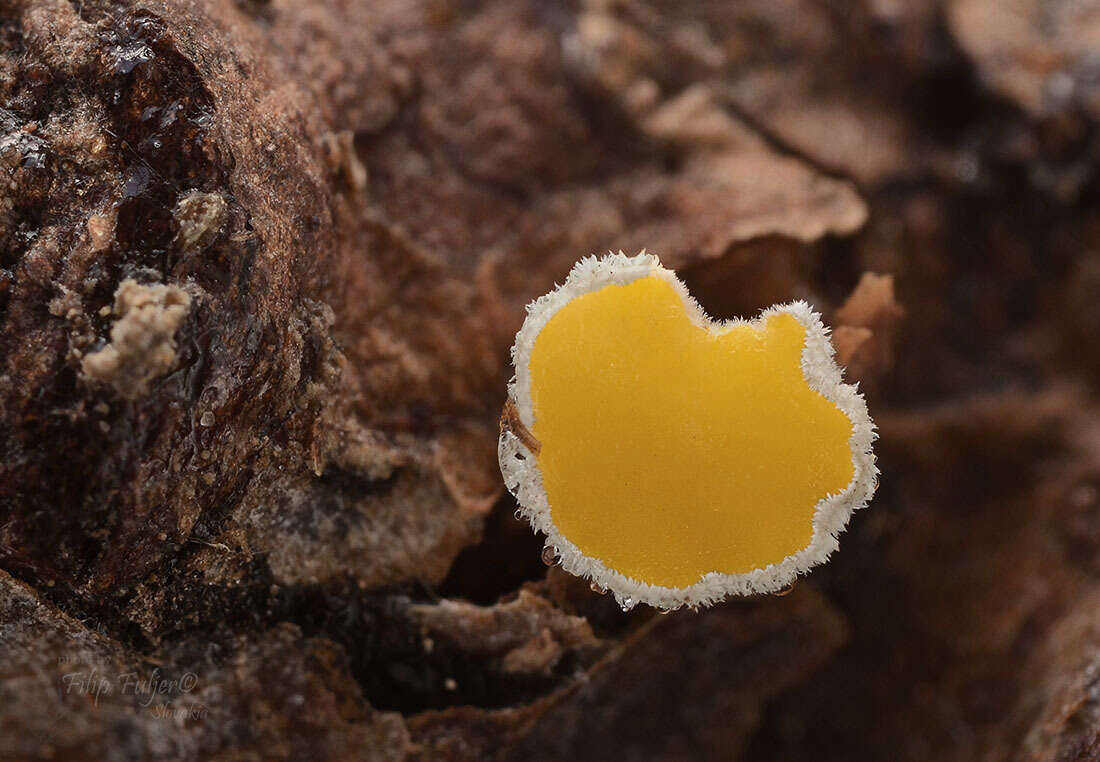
[589,581,607,595]
[541,546,558,566]
[619,595,635,612]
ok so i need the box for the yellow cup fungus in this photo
[499,252,877,611]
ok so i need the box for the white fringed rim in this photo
[499,251,878,611]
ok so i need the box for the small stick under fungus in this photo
[500,397,541,456]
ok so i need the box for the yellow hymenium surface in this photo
[528,275,855,589]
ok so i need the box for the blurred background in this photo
[2,0,1100,760]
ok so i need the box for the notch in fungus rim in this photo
[499,251,878,611]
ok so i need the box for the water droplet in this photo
[541,546,558,566]
[589,581,607,595]
[619,596,635,612]
[513,508,523,520]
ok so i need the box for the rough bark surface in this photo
[2,0,1099,760]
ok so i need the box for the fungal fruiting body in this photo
[499,252,877,611]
